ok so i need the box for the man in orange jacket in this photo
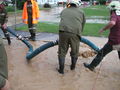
[22,0,40,41]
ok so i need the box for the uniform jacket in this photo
[0,5,8,25]
[108,11,120,45]
[59,7,86,36]
[22,0,40,24]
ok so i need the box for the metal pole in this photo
[14,0,17,29]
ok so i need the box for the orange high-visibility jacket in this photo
[22,0,40,24]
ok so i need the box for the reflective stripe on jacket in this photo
[22,0,40,24]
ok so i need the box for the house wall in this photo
[37,0,68,5]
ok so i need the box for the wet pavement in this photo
[4,36,120,90]
[1,6,120,90]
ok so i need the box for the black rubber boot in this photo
[5,33,11,45]
[70,57,78,70]
[58,57,65,74]
[83,63,95,71]
[29,33,36,41]
[118,51,120,60]
[6,37,11,45]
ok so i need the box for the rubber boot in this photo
[70,57,78,70]
[6,37,11,45]
[31,33,36,41]
[84,50,105,72]
[5,33,11,45]
[83,63,95,71]
[118,51,120,60]
[29,33,36,41]
[58,57,65,74]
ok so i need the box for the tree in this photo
[97,0,107,5]
[11,0,26,9]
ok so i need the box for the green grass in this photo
[83,23,109,37]
[6,6,51,12]
[16,22,59,33]
[82,5,109,19]
[13,5,110,37]
[16,22,109,37]
[7,5,109,17]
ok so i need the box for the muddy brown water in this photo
[4,6,120,90]
[3,36,120,90]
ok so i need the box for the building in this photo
[37,0,81,5]
[37,0,65,5]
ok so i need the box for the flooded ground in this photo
[7,6,108,27]
[3,36,120,90]
[2,6,120,90]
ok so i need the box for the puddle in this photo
[7,7,109,27]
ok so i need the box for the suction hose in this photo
[6,27,99,61]
[81,37,99,52]
[26,38,100,60]
[7,27,33,53]
[26,40,58,60]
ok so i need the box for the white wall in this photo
[37,0,57,4]
[37,0,67,5]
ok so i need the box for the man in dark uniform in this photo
[58,1,86,74]
[27,0,36,41]
[22,0,40,41]
[0,1,11,45]
[0,37,10,90]
[84,1,120,72]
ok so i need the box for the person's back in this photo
[58,1,86,74]
[59,6,85,36]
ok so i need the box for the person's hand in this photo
[2,24,7,29]
[99,29,104,34]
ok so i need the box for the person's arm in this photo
[1,9,8,29]
[99,21,116,33]
[81,13,86,32]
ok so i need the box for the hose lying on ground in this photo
[7,27,33,53]
[26,38,100,60]
[7,27,100,61]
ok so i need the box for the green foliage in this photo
[97,0,107,5]
[5,6,14,12]
[11,0,26,10]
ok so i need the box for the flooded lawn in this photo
[3,36,120,90]
[7,7,108,26]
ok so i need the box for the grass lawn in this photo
[11,5,110,37]
[82,5,109,17]
[16,22,109,37]
[7,5,109,17]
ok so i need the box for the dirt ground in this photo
[3,36,120,90]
